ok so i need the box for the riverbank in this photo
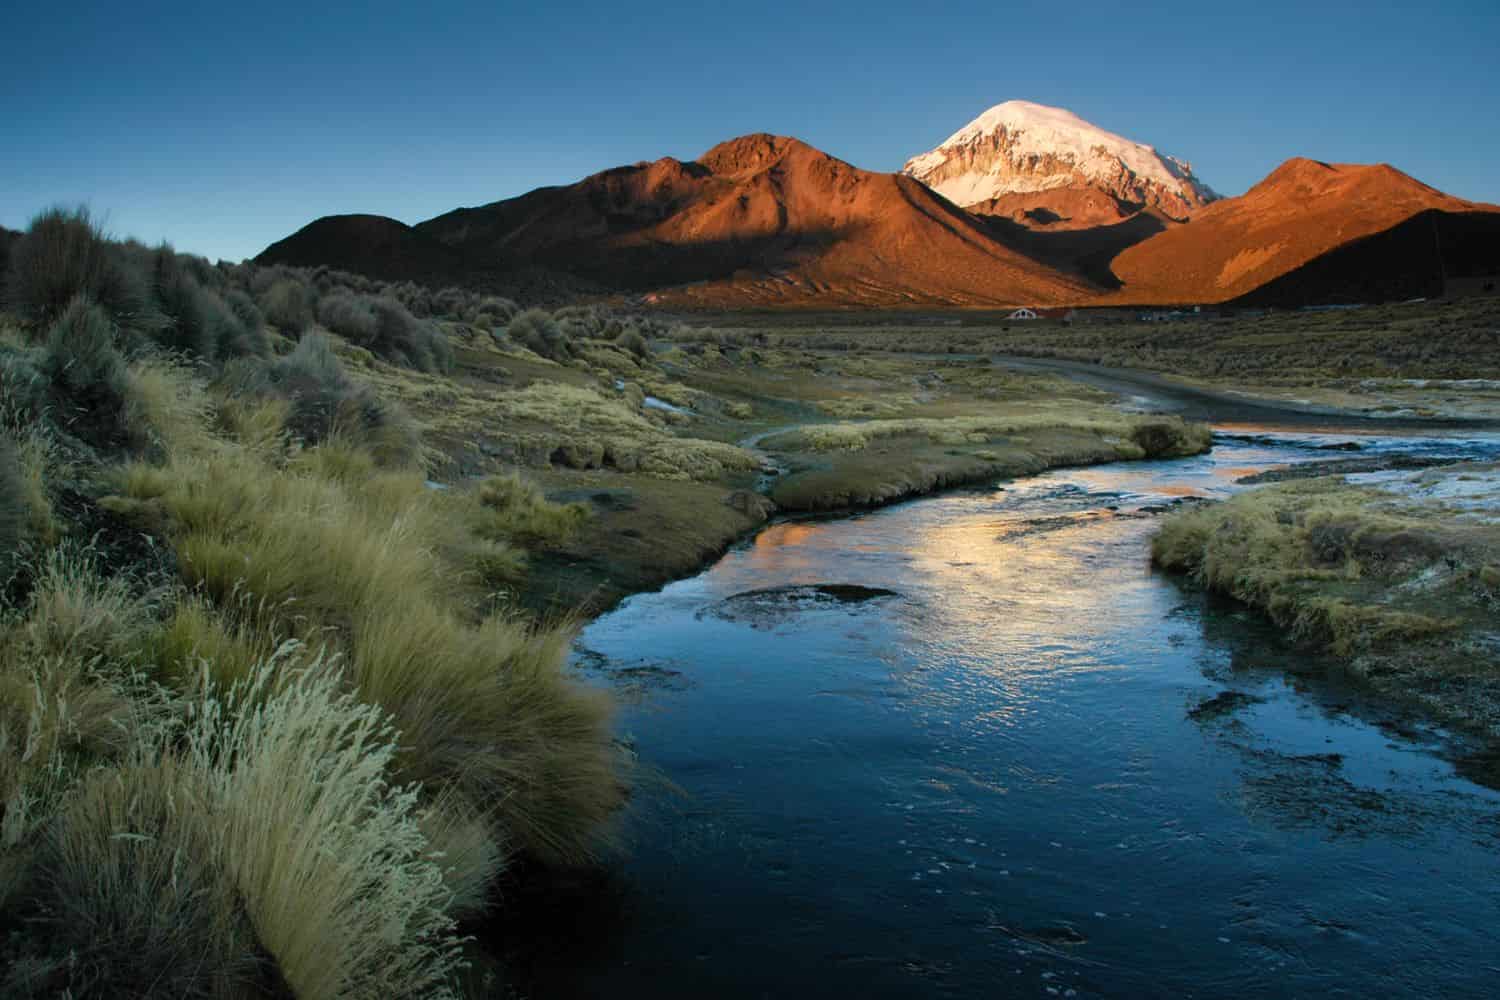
[528,428,1500,999]
[1153,462,1500,745]
[367,330,1214,614]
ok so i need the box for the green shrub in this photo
[317,293,450,373]
[224,288,263,333]
[263,334,420,465]
[150,248,220,360]
[213,288,269,358]
[317,290,377,343]
[430,286,468,319]
[506,309,573,362]
[40,297,132,447]
[369,297,452,373]
[468,296,518,327]
[4,207,154,329]
[615,326,650,361]
[257,278,314,335]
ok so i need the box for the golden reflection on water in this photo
[741,522,836,580]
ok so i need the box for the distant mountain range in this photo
[257,102,1500,309]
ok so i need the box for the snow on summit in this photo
[902,100,1217,218]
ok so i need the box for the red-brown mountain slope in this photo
[414,134,1094,307]
[1109,158,1499,304]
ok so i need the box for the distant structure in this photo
[1007,307,1039,320]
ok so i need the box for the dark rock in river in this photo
[1188,689,1265,721]
[700,583,900,628]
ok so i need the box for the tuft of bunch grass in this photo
[259,333,421,466]
[505,309,574,362]
[150,248,269,362]
[39,296,133,448]
[255,276,315,335]
[18,651,472,999]
[0,545,165,911]
[4,207,155,330]
[317,292,452,373]
[116,440,624,863]
[474,472,590,548]
[180,651,468,998]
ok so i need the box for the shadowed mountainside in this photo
[1227,209,1500,308]
[257,214,467,283]
[1109,158,1500,305]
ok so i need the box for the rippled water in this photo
[524,430,1500,998]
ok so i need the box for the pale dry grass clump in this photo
[182,652,466,999]
[114,439,624,863]
[14,652,472,999]
[475,472,589,547]
[1152,480,1460,653]
[762,409,1207,459]
[496,381,759,480]
[0,546,164,911]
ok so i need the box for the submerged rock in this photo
[1188,690,1265,721]
[700,583,900,628]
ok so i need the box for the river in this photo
[504,425,1500,998]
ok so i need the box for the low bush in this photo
[468,295,519,327]
[317,290,377,343]
[4,207,155,330]
[318,292,451,373]
[369,297,452,373]
[256,277,315,335]
[615,326,650,361]
[262,333,421,465]
[151,248,263,361]
[505,309,573,362]
[39,297,132,448]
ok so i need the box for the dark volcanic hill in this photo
[1108,158,1500,305]
[256,214,466,284]
[411,134,1094,307]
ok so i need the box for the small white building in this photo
[1007,307,1038,320]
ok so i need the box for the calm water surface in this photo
[528,429,1500,998]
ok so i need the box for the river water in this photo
[522,428,1500,998]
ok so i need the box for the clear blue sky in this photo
[4,0,1496,262]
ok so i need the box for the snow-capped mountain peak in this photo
[902,100,1217,221]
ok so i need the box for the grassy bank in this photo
[0,210,631,996]
[763,412,1209,511]
[675,296,1500,421]
[1152,466,1500,737]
